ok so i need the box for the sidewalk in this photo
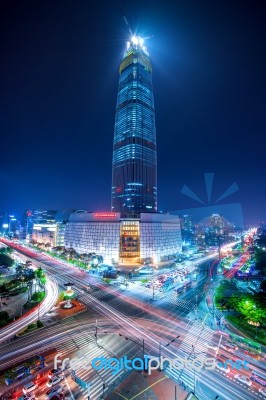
[107,370,188,400]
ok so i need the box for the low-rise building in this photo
[64,211,182,264]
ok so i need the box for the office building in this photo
[111,36,157,215]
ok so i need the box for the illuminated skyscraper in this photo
[111,36,157,215]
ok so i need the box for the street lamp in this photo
[102,382,106,399]
[152,283,155,300]
[192,345,196,396]
[189,345,206,398]
[95,319,98,345]
[0,296,3,311]
[118,333,145,359]
[159,336,180,370]
[37,284,45,321]
[32,278,37,294]
[195,294,198,320]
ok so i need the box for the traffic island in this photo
[57,299,86,317]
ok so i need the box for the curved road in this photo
[0,239,264,400]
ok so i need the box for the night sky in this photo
[1,0,266,224]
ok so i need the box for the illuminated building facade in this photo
[111,36,157,215]
[64,211,182,264]
[20,209,58,241]
[64,35,182,265]
[31,210,75,247]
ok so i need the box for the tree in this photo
[254,234,266,277]
[0,311,11,327]
[35,267,43,279]
[0,247,13,255]
[5,247,13,254]
[35,267,46,285]
[37,320,44,328]
[259,280,266,293]
[0,254,14,268]
[31,291,45,302]
[0,283,8,294]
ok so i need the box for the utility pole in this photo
[95,319,98,344]
[152,283,155,300]
[216,335,222,357]
[159,336,180,371]
[102,382,106,399]
[218,235,221,262]
[192,345,196,396]
[87,383,90,400]
[158,341,162,371]
[175,385,177,400]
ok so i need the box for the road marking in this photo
[129,376,168,400]
[114,391,129,400]
[202,313,208,325]
[64,375,75,400]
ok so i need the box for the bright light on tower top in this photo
[127,35,148,55]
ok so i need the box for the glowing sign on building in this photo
[93,213,117,218]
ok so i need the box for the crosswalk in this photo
[55,332,95,358]
[163,320,214,390]
[164,295,196,311]
[78,340,141,399]
[214,309,223,319]
[60,333,141,400]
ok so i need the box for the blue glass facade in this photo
[112,38,157,215]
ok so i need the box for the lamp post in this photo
[218,235,221,262]
[118,333,145,359]
[87,383,90,400]
[159,336,180,370]
[195,294,198,320]
[102,382,106,399]
[38,284,45,321]
[152,283,155,300]
[190,346,206,397]
[192,345,196,396]
[252,305,259,338]
[32,277,37,294]
[37,300,40,321]
[95,319,98,344]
